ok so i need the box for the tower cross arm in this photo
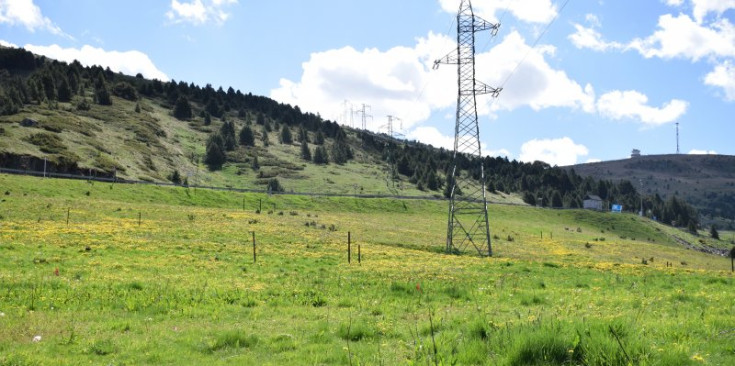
[461,16,500,35]
[474,81,502,97]
[433,48,459,69]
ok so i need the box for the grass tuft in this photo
[201,331,259,353]
[338,321,374,342]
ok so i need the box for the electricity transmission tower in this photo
[383,115,404,139]
[382,115,404,188]
[343,100,354,128]
[434,0,501,256]
[353,104,372,130]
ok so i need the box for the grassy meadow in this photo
[0,174,733,365]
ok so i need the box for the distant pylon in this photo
[676,122,680,154]
[353,104,372,130]
[382,115,404,188]
[434,0,501,256]
[384,115,403,139]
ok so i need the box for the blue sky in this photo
[2,0,734,166]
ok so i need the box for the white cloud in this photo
[166,0,238,26]
[23,44,169,81]
[704,60,735,101]
[0,0,72,39]
[572,13,735,61]
[271,32,456,131]
[628,14,735,61]
[438,0,557,24]
[691,0,735,24]
[568,15,622,52]
[481,31,596,113]
[271,28,597,137]
[596,90,688,125]
[406,126,507,157]
[0,39,18,48]
[569,23,623,52]
[519,137,589,166]
[487,148,512,158]
[585,158,602,163]
[571,6,735,102]
[688,149,718,155]
[407,126,456,150]
[584,14,602,27]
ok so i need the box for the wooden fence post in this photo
[348,232,351,264]
[252,231,256,263]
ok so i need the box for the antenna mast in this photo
[676,122,680,154]
[434,0,501,256]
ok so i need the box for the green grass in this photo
[0,174,733,365]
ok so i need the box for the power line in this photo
[499,0,572,89]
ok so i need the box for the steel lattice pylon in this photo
[434,0,501,256]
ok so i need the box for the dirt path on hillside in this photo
[672,235,728,257]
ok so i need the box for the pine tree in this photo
[551,190,563,208]
[315,130,325,145]
[261,128,270,146]
[204,133,227,170]
[330,128,352,164]
[426,169,439,191]
[522,192,537,205]
[173,96,192,120]
[220,121,237,151]
[711,225,720,240]
[56,76,72,102]
[206,98,220,118]
[94,73,112,106]
[443,172,456,198]
[397,155,412,176]
[267,178,284,193]
[300,140,311,161]
[298,125,309,143]
[313,146,328,165]
[280,125,293,144]
[76,97,91,111]
[169,170,182,184]
[40,70,56,101]
[239,125,255,147]
[0,86,20,115]
[112,82,138,101]
[688,220,698,234]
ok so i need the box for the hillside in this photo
[570,154,735,225]
[0,46,702,225]
[0,45,519,201]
